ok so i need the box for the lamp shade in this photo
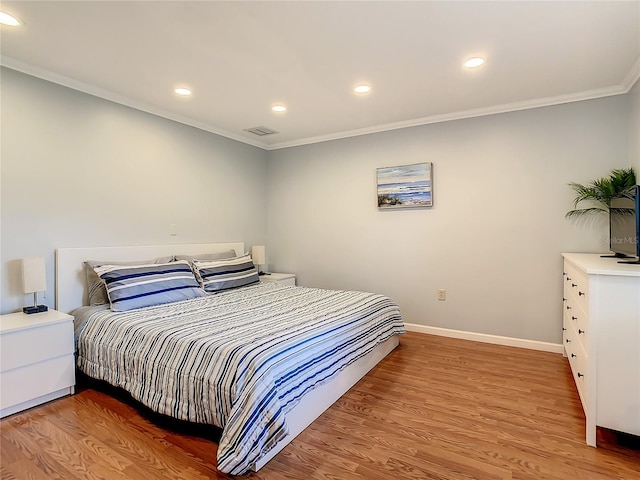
[251,245,266,266]
[21,257,47,294]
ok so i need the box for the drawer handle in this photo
[563,297,567,302]
[571,353,577,358]
[566,306,572,310]
[572,316,577,321]
[578,329,585,335]
[579,291,585,296]
[566,339,571,343]
[562,327,567,331]
[571,283,578,288]
[577,373,584,378]
[566,277,572,281]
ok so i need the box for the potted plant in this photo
[565,167,636,218]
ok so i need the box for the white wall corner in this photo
[622,57,640,92]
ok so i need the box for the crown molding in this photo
[0,56,269,150]
[266,83,629,150]
[3,55,637,152]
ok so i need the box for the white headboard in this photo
[55,242,244,314]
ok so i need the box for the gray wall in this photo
[266,95,631,344]
[1,68,268,314]
[1,65,635,345]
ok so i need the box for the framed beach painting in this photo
[377,162,433,209]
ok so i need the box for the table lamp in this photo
[21,257,48,314]
[251,245,267,275]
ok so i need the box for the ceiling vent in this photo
[243,126,279,136]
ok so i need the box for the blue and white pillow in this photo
[84,256,174,306]
[93,260,205,312]
[193,254,259,293]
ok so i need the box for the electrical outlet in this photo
[437,289,446,301]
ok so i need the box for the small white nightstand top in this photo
[0,310,73,334]
[260,272,295,282]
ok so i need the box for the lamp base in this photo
[23,305,48,315]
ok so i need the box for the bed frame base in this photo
[253,335,399,471]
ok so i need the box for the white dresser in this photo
[562,253,640,445]
[0,310,75,418]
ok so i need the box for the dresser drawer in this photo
[564,301,589,354]
[565,328,589,412]
[572,350,588,412]
[563,262,589,315]
[0,321,74,372]
[574,309,589,352]
[563,316,578,358]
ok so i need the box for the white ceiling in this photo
[1,1,639,150]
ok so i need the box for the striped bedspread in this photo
[73,282,405,474]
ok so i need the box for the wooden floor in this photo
[1,332,639,479]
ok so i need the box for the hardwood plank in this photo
[1,332,639,479]
[0,420,78,479]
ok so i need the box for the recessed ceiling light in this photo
[174,87,192,96]
[0,12,21,26]
[272,105,287,112]
[354,84,371,94]
[464,57,485,68]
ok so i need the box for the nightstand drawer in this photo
[0,354,75,410]
[0,321,74,372]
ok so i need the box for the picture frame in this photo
[377,162,433,209]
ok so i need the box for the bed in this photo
[56,243,405,475]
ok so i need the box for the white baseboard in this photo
[404,323,563,354]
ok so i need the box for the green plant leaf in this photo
[566,167,636,218]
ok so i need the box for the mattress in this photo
[73,282,405,474]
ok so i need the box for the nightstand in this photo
[0,309,75,418]
[260,272,296,286]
